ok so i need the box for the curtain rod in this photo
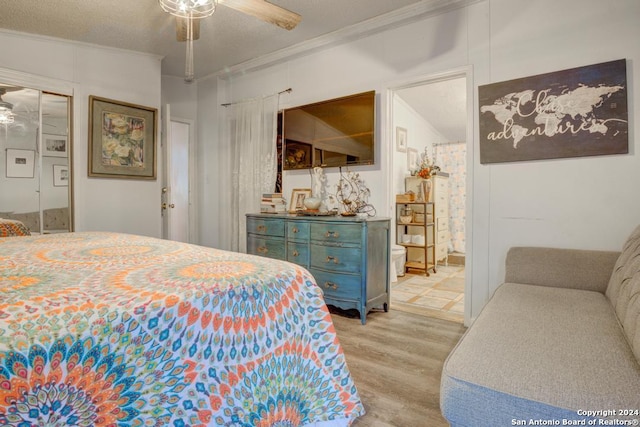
[221,88,292,107]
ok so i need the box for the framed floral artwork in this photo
[88,95,157,179]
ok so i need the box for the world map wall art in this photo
[478,59,628,164]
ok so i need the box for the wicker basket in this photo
[396,193,416,203]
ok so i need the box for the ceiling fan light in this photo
[159,0,216,19]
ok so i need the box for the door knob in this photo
[162,203,175,209]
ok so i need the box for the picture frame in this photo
[396,126,407,152]
[6,149,35,178]
[284,141,312,169]
[53,164,69,187]
[43,134,68,157]
[88,95,157,180]
[407,148,419,172]
[289,188,312,212]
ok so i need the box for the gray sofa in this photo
[441,224,640,426]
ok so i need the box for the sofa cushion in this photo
[441,283,640,425]
[606,224,640,362]
[505,247,620,294]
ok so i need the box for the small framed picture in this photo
[53,164,69,187]
[6,149,35,178]
[396,126,407,152]
[407,148,419,172]
[289,188,312,212]
[43,134,68,157]
[284,141,312,170]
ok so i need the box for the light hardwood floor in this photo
[330,307,466,426]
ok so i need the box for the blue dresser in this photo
[246,213,390,324]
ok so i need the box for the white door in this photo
[162,104,195,243]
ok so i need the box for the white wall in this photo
[161,76,198,120]
[484,0,640,294]
[393,94,446,195]
[198,4,474,250]
[0,30,163,237]
[195,0,640,321]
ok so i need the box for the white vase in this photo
[304,196,321,210]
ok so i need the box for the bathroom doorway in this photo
[388,68,471,324]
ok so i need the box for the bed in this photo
[0,232,364,426]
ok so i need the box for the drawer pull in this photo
[325,256,339,264]
[257,225,267,232]
[292,250,299,257]
[325,231,340,238]
[292,227,299,233]
[323,282,339,290]
[257,246,268,254]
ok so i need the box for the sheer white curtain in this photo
[225,95,278,253]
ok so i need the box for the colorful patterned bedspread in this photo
[0,219,30,237]
[0,232,364,426]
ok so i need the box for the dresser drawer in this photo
[309,268,361,301]
[246,214,390,325]
[310,223,361,245]
[436,243,448,261]
[310,245,362,274]
[287,221,309,241]
[437,230,449,244]
[247,217,285,237]
[247,236,285,260]
[287,241,309,267]
[434,176,448,193]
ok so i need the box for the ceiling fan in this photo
[0,86,63,132]
[160,0,301,81]
[0,86,19,125]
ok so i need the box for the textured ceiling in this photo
[0,0,432,79]
[1,0,470,139]
[397,77,467,142]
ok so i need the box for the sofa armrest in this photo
[505,247,620,294]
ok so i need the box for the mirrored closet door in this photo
[0,84,72,234]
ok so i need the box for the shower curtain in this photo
[434,141,466,254]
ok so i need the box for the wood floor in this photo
[329,307,466,426]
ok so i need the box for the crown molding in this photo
[0,66,74,96]
[215,0,483,80]
[0,28,164,62]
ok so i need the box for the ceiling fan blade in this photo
[220,0,301,31]
[175,17,201,42]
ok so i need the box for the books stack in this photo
[260,193,286,213]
